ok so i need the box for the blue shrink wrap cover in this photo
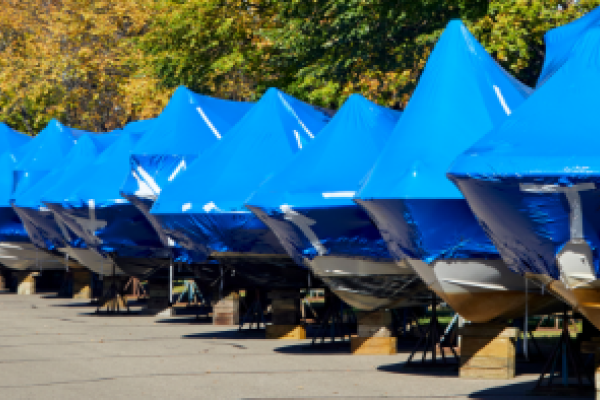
[355,20,531,265]
[150,88,331,266]
[448,26,600,280]
[245,94,400,265]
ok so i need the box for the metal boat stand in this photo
[514,317,545,361]
[57,270,73,298]
[239,288,266,330]
[96,262,130,314]
[532,306,593,394]
[123,277,146,300]
[405,292,458,367]
[311,289,356,345]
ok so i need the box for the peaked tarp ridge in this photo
[248,93,401,208]
[61,132,145,206]
[122,86,253,199]
[12,133,119,251]
[0,124,31,207]
[152,87,332,214]
[353,19,531,265]
[245,93,401,264]
[358,19,532,201]
[0,123,32,156]
[448,26,600,279]
[148,87,331,266]
[14,133,119,208]
[537,5,600,87]
[12,119,85,200]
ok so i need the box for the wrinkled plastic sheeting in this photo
[152,211,288,261]
[43,203,166,259]
[449,178,600,280]
[355,198,501,265]
[248,204,392,266]
[12,206,72,251]
[0,207,31,243]
[124,154,196,200]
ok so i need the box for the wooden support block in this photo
[99,295,128,310]
[266,324,306,340]
[357,325,393,338]
[459,323,518,380]
[72,269,92,299]
[213,293,240,325]
[351,337,397,355]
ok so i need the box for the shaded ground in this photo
[0,291,592,399]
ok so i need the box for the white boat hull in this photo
[308,255,430,311]
[555,240,600,329]
[59,247,127,276]
[407,258,560,323]
[0,242,66,271]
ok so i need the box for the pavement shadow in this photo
[76,311,150,317]
[182,329,266,340]
[50,301,97,307]
[154,316,212,325]
[377,361,458,377]
[274,341,350,355]
[469,380,594,399]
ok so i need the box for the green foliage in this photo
[470,0,600,88]
[138,0,272,101]
[2,1,600,133]
[262,0,600,109]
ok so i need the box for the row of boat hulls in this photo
[3,12,600,328]
[245,19,560,320]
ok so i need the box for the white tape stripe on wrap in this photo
[520,182,596,241]
[280,205,327,256]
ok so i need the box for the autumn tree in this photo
[0,0,170,134]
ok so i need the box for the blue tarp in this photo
[121,86,253,200]
[14,133,118,208]
[354,20,531,264]
[0,123,31,207]
[0,123,31,243]
[12,119,85,201]
[150,87,331,261]
[12,133,119,251]
[8,120,86,249]
[537,6,600,87]
[39,129,169,261]
[448,26,600,279]
[246,94,401,264]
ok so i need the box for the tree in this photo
[138,0,275,101]
[470,1,600,87]
[0,0,169,134]
[262,0,600,109]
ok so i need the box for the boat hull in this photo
[151,210,314,288]
[0,241,66,271]
[308,255,429,311]
[407,258,560,322]
[247,204,428,308]
[356,198,562,321]
[60,247,126,276]
[210,252,318,289]
[554,241,600,329]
